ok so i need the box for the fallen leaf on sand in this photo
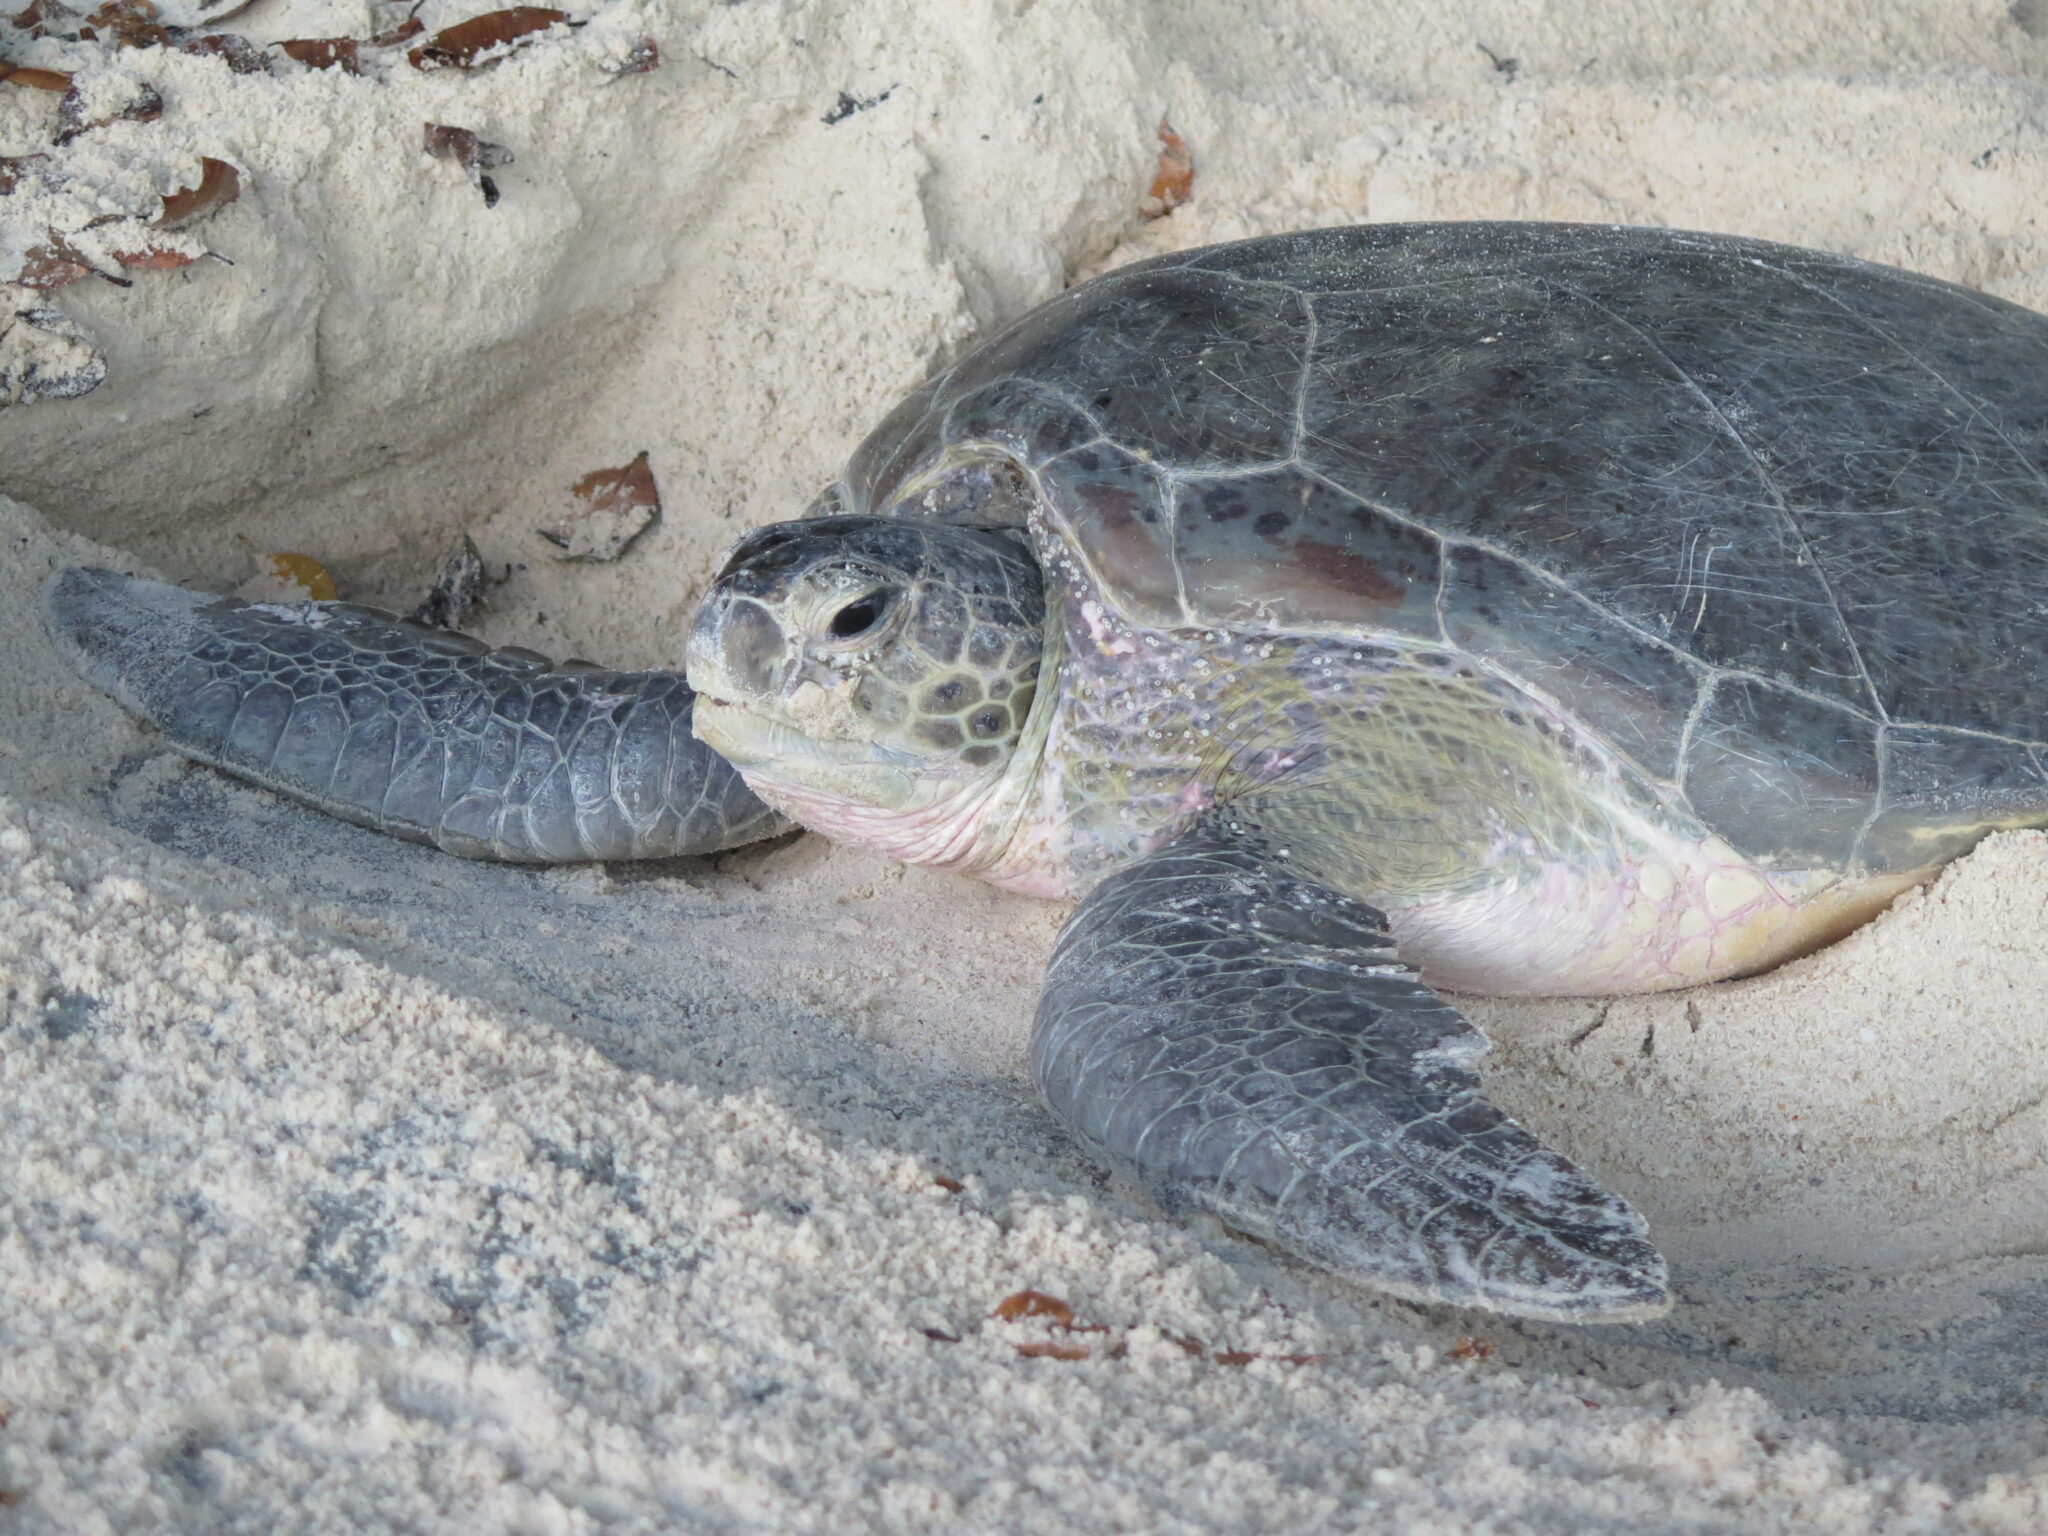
[8,0,70,37]
[238,552,338,603]
[55,76,162,143]
[0,59,71,91]
[103,242,193,271]
[1161,1331,1318,1366]
[15,237,99,290]
[409,533,486,628]
[0,154,50,194]
[423,122,513,208]
[537,450,659,561]
[157,157,240,229]
[408,7,566,71]
[1139,117,1193,219]
[277,36,360,72]
[178,32,268,72]
[991,1290,1075,1325]
[0,297,106,405]
[1015,1341,1091,1361]
[367,15,424,46]
[78,0,168,47]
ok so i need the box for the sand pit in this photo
[3,1,2048,1529]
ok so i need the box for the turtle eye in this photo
[826,591,892,641]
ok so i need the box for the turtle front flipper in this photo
[1033,821,1670,1324]
[43,568,790,862]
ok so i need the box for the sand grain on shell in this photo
[2,1,2048,1531]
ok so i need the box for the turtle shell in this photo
[839,223,2048,873]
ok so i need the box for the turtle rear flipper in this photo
[1033,821,1670,1323]
[43,568,789,862]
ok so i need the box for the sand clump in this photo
[3,1,2048,1530]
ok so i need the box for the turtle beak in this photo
[686,587,789,708]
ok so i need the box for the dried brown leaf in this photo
[367,15,423,46]
[918,1327,959,1343]
[1014,1341,1090,1361]
[54,77,162,143]
[8,0,70,38]
[239,552,338,603]
[15,237,97,290]
[277,36,360,72]
[931,1175,964,1194]
[408,6,566,71]
[178,32,269,72]
[1139,117,1193,219]
[157,157,239,229]
[1213,1349,1321,1367]
[0,295,107,404]
[0,154,50,195]
[1449,1336,1494,1362]
[108,242,193,271]
[77,0,167,46]
[990,1290,1074,1326]
[0,59,72,90]
[537,449,659,560]
[423,121,513,208]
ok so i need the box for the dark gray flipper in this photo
[43,568,790,862]
[1034,822,1670,1323]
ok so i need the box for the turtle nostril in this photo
[828,593,889,640]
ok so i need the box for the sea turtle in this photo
[44,222,2048,1324]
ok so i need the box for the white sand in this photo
[4,1,2048,1529]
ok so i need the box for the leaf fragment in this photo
[408,7,566,71]
[8,0,70,37]
[536,449,659,561]
[238,553,339,603]
[15,236,100,290]
[178,32,269,72]
[104,241,192,271]
[931,1175,964,1194]
[1139,116,1193,219]
[367,15,424,46]
[0,154,51,194]
[0,59,71,90]
[277,36,360,72]
[76,0,169,47]
[990,1290,1074,1325]
[54,76,162,144]
[0,296,106,405]
[1449,1335,1495,1362]
[1014,1340,1090,1361]
[408,533,486,628]
[157,157,239,229]
[423,122,513,208]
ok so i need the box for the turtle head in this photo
[685,515,1047,846]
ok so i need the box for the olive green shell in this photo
[832,223,2048,874]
